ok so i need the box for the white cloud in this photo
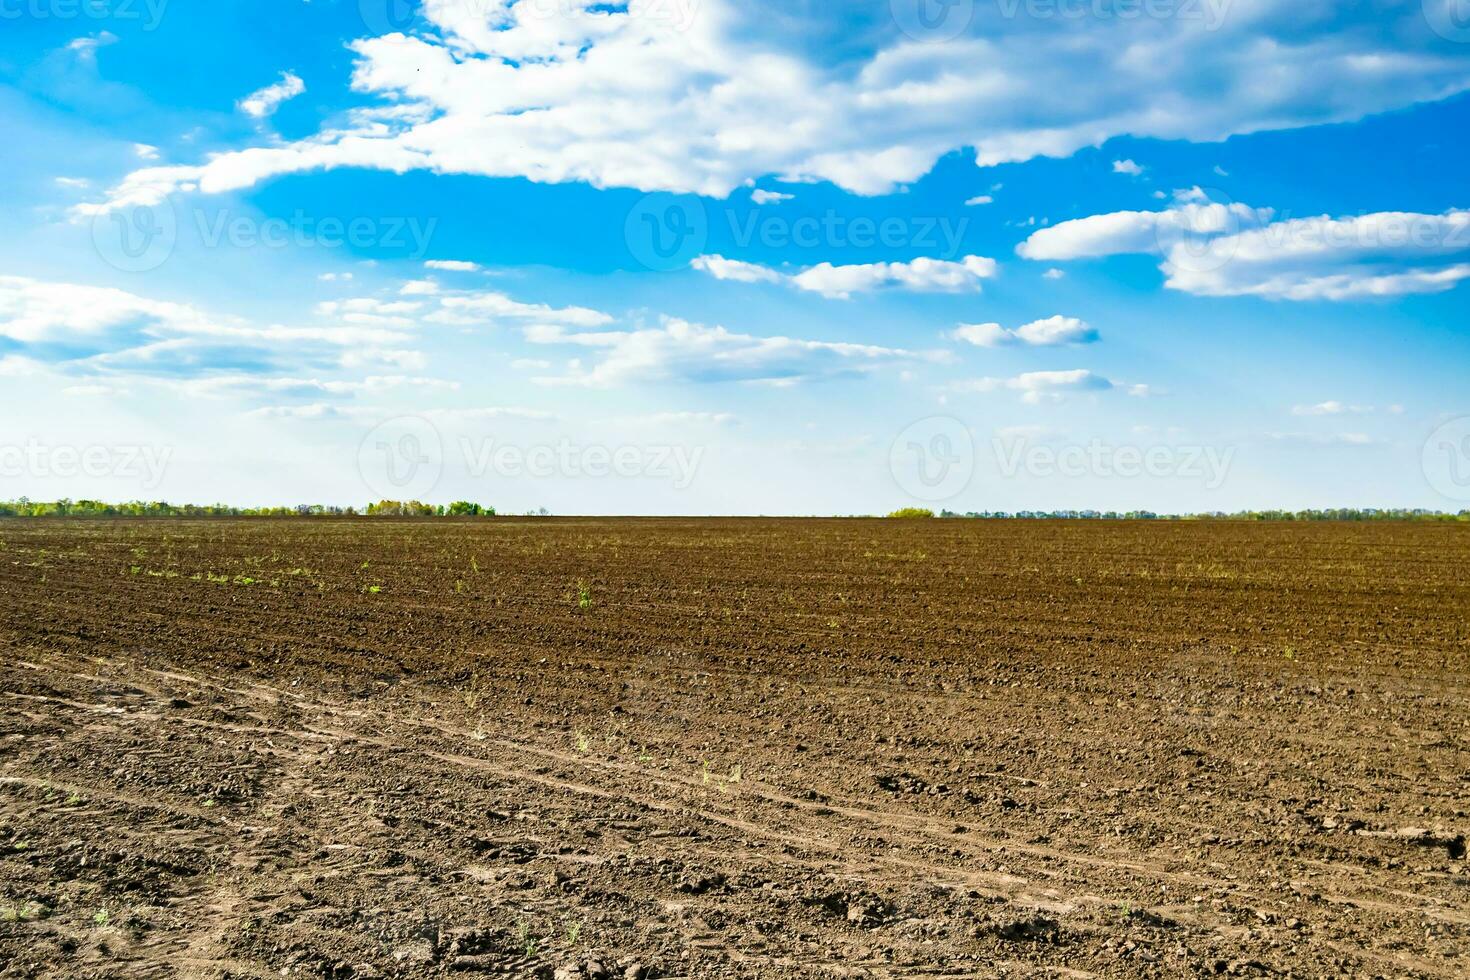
[55,177,91,190]
[184,374,458,399]
[428,291,613,328]
[400,279,441,296]
[0,275,217,343]
[340,348,427,371]
[79,3,1470,212]
[318,272,354,282]
[690,254,786,284]
[1019,200,1470,301]
[1042,268,1065,280]
[133,143,159,161]
[692,254,996,299]
[425,260,483,272]
[238,71,306,119]
[1017,199,1273,261]
[68,31,117,64]
[952,315,1098,348]
[964,194,993,206]
[315,297,424,329]
[1291,400,1373,416]
[523,315,928,387]
[1112,159,1143,176]
[955,368,1131,404]
[604,411,740,427]
[751,189,794,205]
[1267,431,1377,447]
[792,256,996,298]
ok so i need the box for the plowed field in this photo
[1,518,1467,978]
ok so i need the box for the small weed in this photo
[516,919,538,958]
[1,902,43,923]
[92,908,110,927]
[575,580,593,610]
[1283,646,1297,661]
[565,919,583,945]
[575,731,590,753]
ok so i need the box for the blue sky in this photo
[3,0,1470,514]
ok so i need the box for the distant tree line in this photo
[1,499,1465,521]
[0,498,496,518]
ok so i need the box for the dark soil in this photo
[1,518,1466,977]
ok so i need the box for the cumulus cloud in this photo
[77,2,1470,213]
[523,315,929,387]
[238,71,306,119]
[0,275,433,390]
[1019,197,1470,301]
[1112,159,1143,176]
[693,254,997,299]
[952,315,1098,347]
[690,254,786,284]
[955,369,1146,404]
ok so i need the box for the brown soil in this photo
[1,518,1467,978]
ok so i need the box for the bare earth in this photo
[1,518,1467,979]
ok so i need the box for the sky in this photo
[2,0,1470,515]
